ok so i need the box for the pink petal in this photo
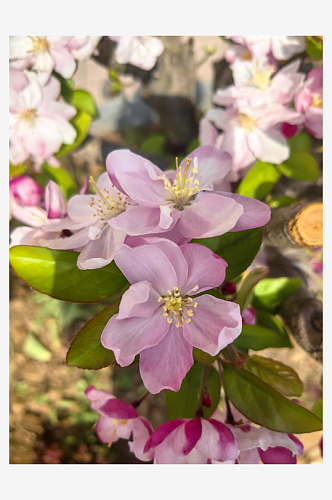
[172,419,202,456]
[222,126,257,171]
[247,128,290,164]
[50,46,76,79]
[45,180,67,219]
[216,192,271,231]
[99,398,138,420]
[199,118,218,147]
[258,446,297,464]
[114,170,167,207]
[183,146,233,189]
[108,204,176,236]
[117,281,160,320]
[144,419,186,453]
[85,385,115,411]
[41,225,91,250]
[77,226,126,270]
[128,417,155,462]
[195,419,238,462]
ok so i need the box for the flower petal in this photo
[182,146,233,189]
[195,419,238,462]
[99,398,138,420]
[144,419,186,453]
[45,180,67,219]
[77,226,126,270]
[128,417,155,462]
[247,128,290,164]
[117,281,160,320]
[171,419,202,456]
[216,192,271,231]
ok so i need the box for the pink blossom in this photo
[295,68,323,139]
[143,417,238,464]
[41,172,132,270]
[229,36,306,61]
[214,59,304,108]
[101,238,242,393]
[106,147,271,240]
[109,36,164,70]
[9,175,43,207]
[66,36,102,61]
[242,306,256,325]
[310,257,323,275]
[9,69,77,167]
[85,385,154,462]
[10,36,77,85]
[206,102,303,171]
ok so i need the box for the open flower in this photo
[66,36,102,61]
[106,147,270,239]
[109,36,164,70]
[9,69,77,167]
[295,68,323,139]
[101,238,242,393]
[229,36,306,61]
[143,418,238,464]
[85,386,154,462]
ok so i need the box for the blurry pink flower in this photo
[85,386,154,462]
[295,68,323,139]
[310,257,323,275]
[230,36,306,61]
[41,172,132,270]
[66,36,102,61]
[214,59,304,107]
[206,102,303,171]
[143,417,238,464]
[9,175,43,207]
[9,36,76,85]
[106,147,270,239]
[101,239,242,393]
[242,306,256,325]
[109,36,164,70]
[9,69,77,167]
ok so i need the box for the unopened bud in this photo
[202,389,212,408]
[281,122,298,139]
[221,281,236,295]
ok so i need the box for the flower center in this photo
[246,61,275,90]
[164,158,200,209]
[89,177,130,224]
[238,113,257,131]
[158,286,198,328]
[312,94,323,108]
[27,36,51,54]
[18,108,37,129]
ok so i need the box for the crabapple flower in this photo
[41,172,132,270]
[9,175,43,208]
[143,418,238,464]
[295,68,323,139]
[109,36,164,70]
[9,69,77,167]
[106,147,271,239]
[242,306,256,325]
[85,386,154,462]
[66,36,102,61]
[101,239,242,393]
[206,102,304,171]
[229,36,306,61]
[214,59,304,108]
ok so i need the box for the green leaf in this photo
[252,277,301,311]
[288,133,311,154]
[312,398,323,420]
[236,267,268,312]
[277,152,319,181]
[56,110,92,158]
[24,334,52,361]
[67,89,98,118]
[9,246,128,303]
[244,355,303,397]
[233,324,280,351]
[268,195,297,208]
[255,311,293,348]
[193,348,219,365]
[237,162,280,200]
[140,135,166,156]
[306,36,323,60]
[41,163,77,199]
[66,299,120,369]
[222,361,322,433]
[165,364,221,419]
[9,163,28,177]
[193,228,263,281]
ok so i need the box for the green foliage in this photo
[312,398,323,420]
[288,133,311,154]
[268,195,297,208]
[252,277,301,312]
[306,36,323,60]
[193,228,263,281]
[233,324,280,351]
[255,311,292,348]
[277,152,319,181]
[140,135,167,156]
[109,69,123,94]
[222,362,323,433]
[236,268,268,312]
[66,299,120,369]
[165,364,221,419]
[58,73,98,118]
[244,355,303,397]
[9,163,28,177]
[237,161,280,200]
[193,348,219,365]
[9,246,128,303]
[56,110,92,158]
[37,163,78,199]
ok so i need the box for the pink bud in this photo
[310,258,323,275]
[9,176,43,206]
[281,122,298,139]
[242,306,256,325]
[202,390,212,408]
[221,281,236,295]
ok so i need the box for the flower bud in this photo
[221,281,236,295]
[242,306,256,325]
[281,122,298,139]
[202,389,212,408]
[9,175,43,206]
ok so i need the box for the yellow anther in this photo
[167,317,173,324]
[186,318,192,323]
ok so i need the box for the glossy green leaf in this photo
[56,110,92,158]
[252,277,301,311]
[193,348,219,365]
[236,268,268,312]
[222,361,323,433]
[66,299,120,369]
[255,311,292,348]
[41,163,77,198]
[9,246,128,303]
[244,355,303,397]
[306,36,323,60]
[67,89,98,118]
[237,161,280,200]
[233,324,280,351]
[9,162,28,177]
[165,364,221,419]
[277,152,319,181]
[193,228,263,281]
[268,195,297,208]
[288,133,311,154]
[312,398,323,420]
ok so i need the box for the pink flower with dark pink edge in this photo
[10,175,43,207]
[101,239,242,394]
[85,385,154,462]
[206,101,303,171]
[109,36,164,71]
[9,69,77,167]
[229,36,306,61]
[10,180,68,248]
[214,58,304,108]
[143,418,238,464]
[242,306,256,325]
[295,68,323,139]
[41,172,134,270]
[106,147,270,240]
